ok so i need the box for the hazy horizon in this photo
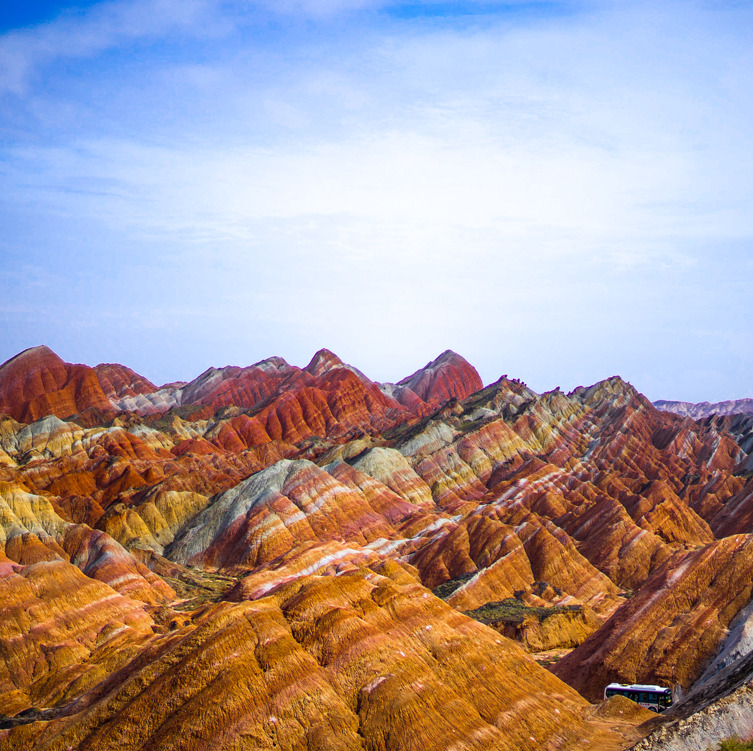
[2,0,752,403]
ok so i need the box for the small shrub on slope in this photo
[716,738,753,751]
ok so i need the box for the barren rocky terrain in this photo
[2,345,753,750]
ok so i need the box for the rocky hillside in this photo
[1,346,753,750]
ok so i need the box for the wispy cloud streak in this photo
[0,0,228,94]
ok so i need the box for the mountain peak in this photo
[0,345,112,423]
[397,350,482,404]
[0,344,63,371]
[305,349,347,378]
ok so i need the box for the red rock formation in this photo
[305,348,363,378]
[391,349,483,408]
[180,356,299,410]
[93,363,157,399]
[0,346,115,424]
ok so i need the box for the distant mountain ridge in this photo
[654,398,753,419]
[0,345,482,429]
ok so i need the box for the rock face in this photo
[629,651,753,751]
[631,685,753,751]
[627,585,753,749]
[166,458,407,570]
[1,344,753,750]
[0,554,157,716]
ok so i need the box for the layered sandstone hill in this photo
[0,347,115,425]
[1,569,603,751]
[0,552,159,717]
[551,535,753,699]
[93,363,157,400]
[626,602,753,750]
[102,348,481,431]
[382,349,483,408]
[1,345,753,750]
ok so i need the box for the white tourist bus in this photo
[603,683,673,712]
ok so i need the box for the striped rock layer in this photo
[0,346,752,750]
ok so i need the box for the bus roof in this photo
[605,683,669,692]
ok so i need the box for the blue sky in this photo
[1,0,752,401]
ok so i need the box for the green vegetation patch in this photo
[463,598,581,626]
[382,414,435,445]
[0,707,64,730]
[456,414,496,436]
[431,572,477,600]
[715,739,753,751]
[162,568,245,612]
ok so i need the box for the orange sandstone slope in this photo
[0,552,159,717]
[2,569,597,751]
[551,534,753,700]
[1,345,753,749]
